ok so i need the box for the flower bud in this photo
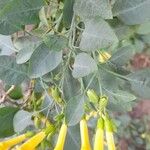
[87,89,99,103]
[99,96,108,112]
[51,87,60,100]
[98,51,111,63]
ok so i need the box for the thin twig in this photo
[0,85,15,103]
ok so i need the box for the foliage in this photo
[0,0,150,149]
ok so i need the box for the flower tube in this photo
[17,131,46,150]
[54,123,67,150]
[0,132,32,150]
[94,118,104,150]
[80,119,91,150]
[105,118,116,150]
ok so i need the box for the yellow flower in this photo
[0,133,32,150]
[98,51,111,63]
[106,131,116,150]
[17,131,46,150]
[94,118,104,150]
[104,118,116,150]
[54,123,67,150]
[80,119,91,150]
[0,143,5,150]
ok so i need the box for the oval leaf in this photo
[0,56,28,85]
[113,0,150,25]
[65,95,85,126]
[72,53,97,78]
[13,110,34,132]
[0,107,19,138]
[29,43,62,78]
[80,18,118,51]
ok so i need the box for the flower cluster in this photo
[0,131,45,150]
[0,118,115,150]
[0,87,116,150]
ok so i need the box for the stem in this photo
[0,85,15,103]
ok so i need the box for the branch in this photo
[0,85,15,103]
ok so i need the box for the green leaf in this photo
[0,107,19,138]
[110,45,135,66]
[141,34,150,44]
[80,18,118,51]
[0,0,44,35]
[113,90,136,102]
[43,34,68,51]
[98,68,122,90]
[106,91,136,112]
[29,43,62,78]
[64,125,80,150]
[0,35,15,56]
[14,36,41,52]
[127,69,150,99]
[136,22,150,35]
[63,69,81,101]
[113,0,150,25]
[74,0,113,19]
[13,110,33,132]
[65,95,85,126]
[15,36,41,64]
[133,39,145,53]
[72,53,97,78]
[0,56,28,85]
[114,25,133,40]
[63,0,75,28]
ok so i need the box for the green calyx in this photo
[97,117,104,130]
[44,124,55,135]
[87,89,99,103]
[103,116,115,132]
[51,87,60,100]
[51,87,63,104]
[99,96,108,112]
[25,131,35,138]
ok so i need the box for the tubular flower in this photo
[105,118,116,150]
[98,51,111,63]
[0,143,5,150]
[54,123,67,150]
[80,119,91,150]
[0,132,32,150]
[17,131,46,150]
[94,118,104,150]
